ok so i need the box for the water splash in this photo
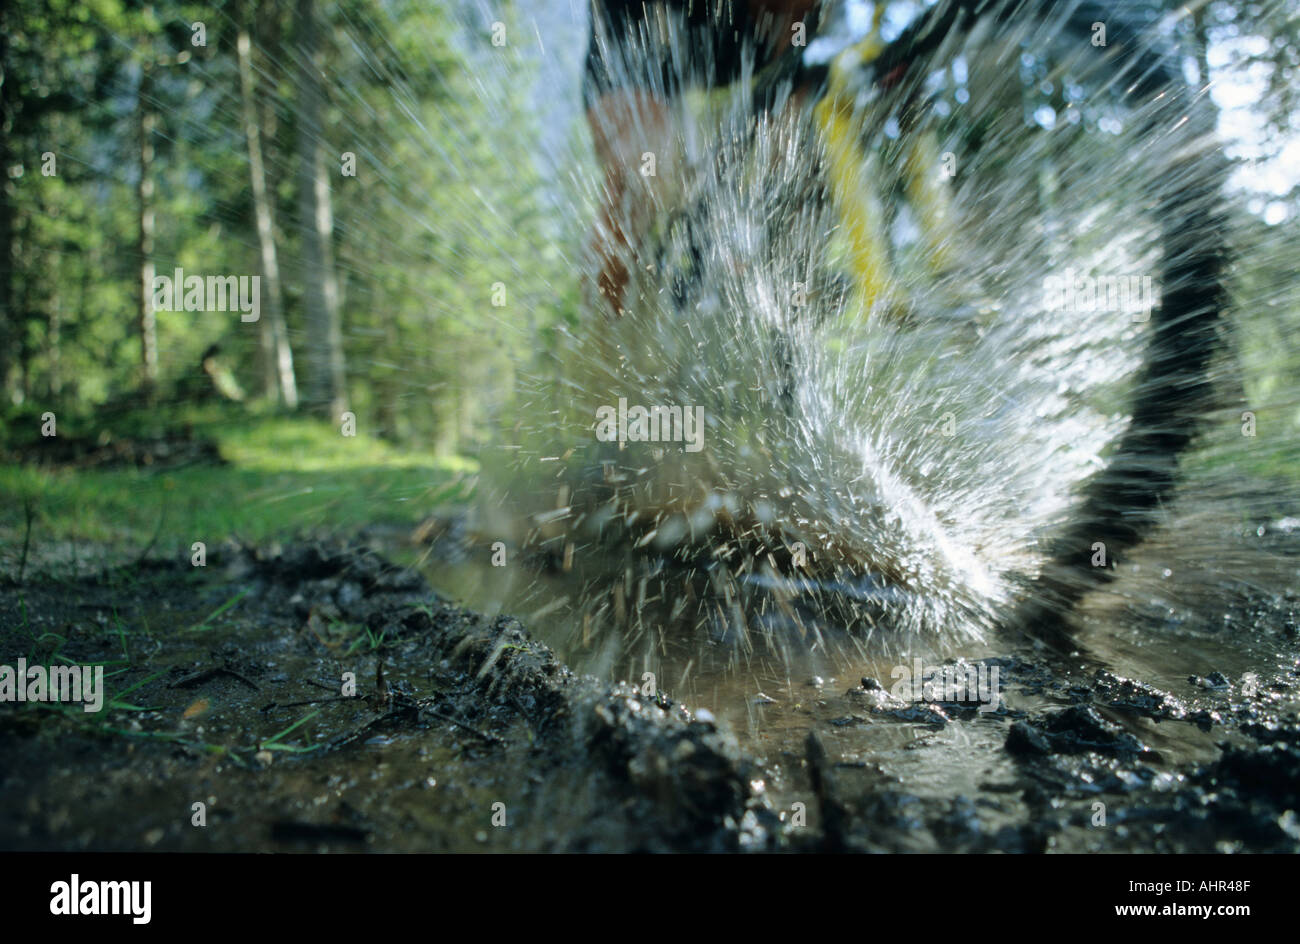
[472,1,1253,674]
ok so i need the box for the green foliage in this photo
[2,0,1295,543]
[1,0,571,458]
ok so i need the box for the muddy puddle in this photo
[407,499,1300,852]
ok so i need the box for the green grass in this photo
[0,405,477,554]
[344,624,387,655]
[186,588,251,631]
[1182,423,1300,486]
[259,709,324,753]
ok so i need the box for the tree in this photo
[237,16,298,407]
[294,0,347,419]
[136,57,159,392]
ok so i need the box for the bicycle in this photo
[556,0,1229,654]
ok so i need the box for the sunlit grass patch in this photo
[0,407,477,557]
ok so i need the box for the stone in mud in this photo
[1205,742,1300,807]
[1006,721,1052,756]
[1006,706,1146,758]
[1044,705,1146,757]
[1188,708,1223,732]
[1092,671,1188,722]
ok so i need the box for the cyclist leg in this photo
[584,1,818,315]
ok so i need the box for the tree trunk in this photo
[238,23,298,408]
[137,63,159,393]
[0,23,13,406]
[47,293,62,398]
[294,0,347,419]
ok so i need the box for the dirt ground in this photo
[1,540,1298,853]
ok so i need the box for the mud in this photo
[1,541,1297,853]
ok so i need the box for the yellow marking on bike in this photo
[813,4,959,324]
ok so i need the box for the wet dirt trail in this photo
[2,523,1298,853]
